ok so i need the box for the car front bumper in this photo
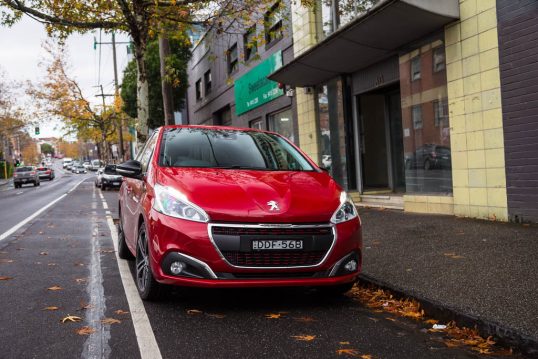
[147,209,362,288]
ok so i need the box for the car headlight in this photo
[330,192,358,224]
[153,183,209,223]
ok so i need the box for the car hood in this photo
[156,168,342,223]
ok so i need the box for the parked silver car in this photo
[95,165,122,190]
[13,166,40,188]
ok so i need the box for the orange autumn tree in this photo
[29,43,116,161]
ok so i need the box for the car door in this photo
[122,132,159,249]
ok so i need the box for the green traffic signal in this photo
[35,126,40,135]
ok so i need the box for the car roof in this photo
[157,125,280,137]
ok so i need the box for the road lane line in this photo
[0,178,87,242]
[83,187,111,358]
[105,215,162,359]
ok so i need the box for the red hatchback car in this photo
[116,126,362,300]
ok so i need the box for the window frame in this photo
[227,43,239,74]
[412,105,423,130]
[204,70,212,95]
[411,56,421,81]
[433,46,446,73]
[195,79,202,101]
[433,99,449,127]
[264,2,283,46]
[243,25,258,62]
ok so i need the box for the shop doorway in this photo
[357,86,405,193]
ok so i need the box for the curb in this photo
[358,273,538,358]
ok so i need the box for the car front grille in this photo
[221,251,326,267]
[211,224,334,268]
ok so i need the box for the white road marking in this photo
[83,187,111,358]
[0,178,87,242]
[105,215,162,359]
[16,191,23,195]
[102,201,109,210]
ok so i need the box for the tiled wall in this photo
[291,3,320,162]
[444,0,508,221]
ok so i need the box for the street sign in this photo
[234,50,284,116]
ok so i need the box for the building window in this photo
[411,56,421,81]
[244,25,257,62]
[195,79,202,101]
[320,0,379,38]
[434,99,449,127]
[412,105,422,129]
[204,70,212,95]
[268,108,294,143]
[265,2,283,45]
[433,46,446,72]
[227,43,238,74]
[250,118,263,130]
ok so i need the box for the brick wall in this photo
[497,0,538,222]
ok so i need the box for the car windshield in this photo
[16,167,33,172]
[37,167,47,171]
[159,128,314,171]
[104,165,117,175]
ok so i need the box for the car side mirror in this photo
[116,160,143,180]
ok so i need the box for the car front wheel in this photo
[135,224,161,300]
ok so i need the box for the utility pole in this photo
[112,32,125,161]
[94,34,130,161]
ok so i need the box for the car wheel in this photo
[135,224,161,300]
[318,282,355,296]
[34,181,38,187]
[117,213,134,260]
[102,185,107,190]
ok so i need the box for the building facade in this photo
[186,2,298,143]
[269,0,538,222]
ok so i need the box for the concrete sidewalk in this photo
[357,207,538,356]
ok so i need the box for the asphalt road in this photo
[0,169,517,359]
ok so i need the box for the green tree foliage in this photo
[121,38,191,130]
[40,143,55,155]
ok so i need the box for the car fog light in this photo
[170,261,186,275]
[344,260,357,272]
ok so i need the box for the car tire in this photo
[117,213,134,260]
[102,185,106,190]
[135,224,161,301]
[34,181,38,187]
[318,282,355,296]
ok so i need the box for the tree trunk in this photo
[134,39,149,139]
[159,35,175,125]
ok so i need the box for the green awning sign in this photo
[235,50,284,115]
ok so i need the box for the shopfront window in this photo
[268,108,295,143]
[400,39,452,194]
[319,0,379,38]
[317,79,350,189]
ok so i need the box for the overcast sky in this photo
[0,15,132,139]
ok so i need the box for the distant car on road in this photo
[36,166,55,180]
[405,144,451,171]
[90,159,104,171]
[73,165,87,174]
[13,166,40,188]
[83,161,91,170]
[62,158,73,169]
[95,165,122,190]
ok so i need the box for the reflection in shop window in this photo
[400,39,452,194]
[268,108,295,143]
[434,99,449,127]
[250,118,263,130]
[412,105,423,129]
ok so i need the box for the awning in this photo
[268,0,459,87]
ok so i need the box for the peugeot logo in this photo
[267,200,279,211]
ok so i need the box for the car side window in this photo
[139,132,159,173]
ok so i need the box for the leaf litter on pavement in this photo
[291,334,316,342]
[61,315,82,323]
[0,276,13,280]
[350,283,513,355]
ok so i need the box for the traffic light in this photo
[93,36,97,50]
[35,126,40,135]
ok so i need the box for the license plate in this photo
[252,240,303,250]
[113,182,120,185]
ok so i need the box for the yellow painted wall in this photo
[445,0,507,221]
[291,3,320,162]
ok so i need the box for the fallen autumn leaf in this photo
[75,326,96,335]
[101,318,121,325]
[47,285,62,291]
[0,276,13,280]
[43,306,59,311]
[291,335,316,342]
[265,313,282,319]
[61,315,82,323]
